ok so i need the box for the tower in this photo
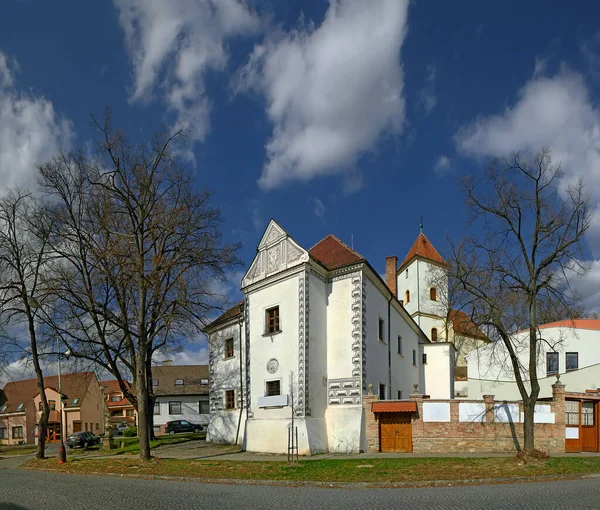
[397,226,448,342]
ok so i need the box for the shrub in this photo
[123,426,137,437]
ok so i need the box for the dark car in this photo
[66,431,101,449]
[165,420,203,434]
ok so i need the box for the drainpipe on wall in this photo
[387,295,392,400]
[235,317,244,445]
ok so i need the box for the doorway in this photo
[379,413,412,452]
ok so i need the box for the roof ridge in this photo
[309,234,365,259]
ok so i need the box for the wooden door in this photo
[73,422,82,433]
[45,424,57,442]
[582,402,598,452]
[379,414,412,453]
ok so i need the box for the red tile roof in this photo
[309,235,365,270]
[399,233,446,270]
[450,309,488,341]
[372,401,417,413]
[536,319,600,332]
[102,379,134,408]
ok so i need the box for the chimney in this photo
[385,256,398,298]
[162,360,173,366]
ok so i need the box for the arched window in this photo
[405,290,410,304]
[430,287,437,301]
[431,328,438,342]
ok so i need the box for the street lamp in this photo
[57,340,71,464]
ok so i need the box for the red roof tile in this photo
[517,319,600,333]
[309,235,365,270]
[399,233,446,270]
[372,401,417,413]
[102,379,134,408]
[450,309,488,341]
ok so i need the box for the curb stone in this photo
[20,466,600,490]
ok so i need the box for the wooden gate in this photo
[379,413,412,452]
[581,402,598,452]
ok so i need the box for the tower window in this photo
[405,290,410,304]
[431,328,438,342]
[430,287,437,301]
[405,269,408,279]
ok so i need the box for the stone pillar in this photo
[552,383,566,426]
[483,395,495,423]
[363,394,380,453]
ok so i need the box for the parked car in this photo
[116,422,129,435]
[66,431,101,449]
[165,420,203,434]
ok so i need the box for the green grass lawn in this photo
[0,446,38,456]
[23,456,600,483]
[87,432,206,456]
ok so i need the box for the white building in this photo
[468,319,600,401]
[205,220,462,454]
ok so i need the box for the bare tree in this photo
[451,148,591,451]
[0,191,54,459]
[39,111,240,460]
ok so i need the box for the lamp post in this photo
[56,339,71,464]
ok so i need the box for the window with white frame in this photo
[168,401,182,415]
[266,380,281,396]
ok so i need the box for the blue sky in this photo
[1,0,600,369]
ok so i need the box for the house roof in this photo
[372,401,417,413]
[308,234,365,270]
[151,365,209,396]
[102,379,134,408]
[399,233,446,271]
[537,319,600,331]
[0,372,96,413]
[450,309,489,341]
[205,301,244,331]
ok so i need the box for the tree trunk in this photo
[28,313,48,459]
[136,348,151,461]
[523,399,536,451]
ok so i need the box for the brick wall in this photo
[364,383,566,454]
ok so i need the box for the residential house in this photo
[102,379,136,429]
[0,372,105,445]
[205,220,457,455]
[151,364,209,435]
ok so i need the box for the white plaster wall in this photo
[423,342,454,399]
[308,272,328,419]
[244,417,327,455]
[365,277,391,397]
[389,305,422,399]
[207,411,245,445]
[419,315,448,343]
[468,326,600,399]
[422,402,451,422]
[154,396,208,426]
[325,407,364,453]
[398,259,419,315]
[209,323,244,411]
[459,402,486,422]
[248,274,300,420]
[326,276,354,380]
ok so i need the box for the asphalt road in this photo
[2,469,600,509]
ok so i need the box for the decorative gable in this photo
[242,220,309,287]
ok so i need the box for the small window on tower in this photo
[405,269,408,279]
[265,306,280,334]
[430,287,437,301]
[431,328,438,342]
[405,290,410,304]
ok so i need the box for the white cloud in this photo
[114,0,260,145]
[0,50,73,194]
[236,0,409,190]
[455,67,600,253]
[433,154,451,176]
[419,64,437,115]
[153,346,209,367]
[313,197,325,217]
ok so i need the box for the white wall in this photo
[308,271,328,419]
[398,259,419,315]
[326,276,354,380]
[364,277,391,398]
[468,326,600,399]
[423,342,454,399]
[154,396,208,426]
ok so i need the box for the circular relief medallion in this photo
[266,358,279,374]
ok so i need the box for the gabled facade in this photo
[102,379,136,428]
[206,220,454,454]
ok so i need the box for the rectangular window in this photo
[153,402,160,415]
[126,409,135,417]
[110,395,122,402]
[15,403,24,411]
[11,426,23,439]
[225,390,235,410]
[378,318,385,342]
[397,391,402,400]
[266,380,281,396]
[566,352,578,371]
[582,402,595,426]
[201,378,209,385]
[199,400,210,414]
[0,405,7,412]
[546,352,559,375]
[397,335,403,355]
[422,353,428,364]
[379,383,386,400]
[95,423,99,430]
[565,400,579,426]
[412,349,417,366]
[48,400,56,411]
[225,337,234,359]
[175,379,184,386]
[266,306,280,334]
[0,427,6,439]
[72,398,79,405]
[152,380,159,386]
[169,401,182,415]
